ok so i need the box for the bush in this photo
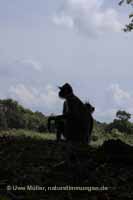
[0,99,47,132]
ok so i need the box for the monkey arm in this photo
[48,115,66,132]
[54,112,73,120]
[48,105,73,132]
[48,113,71,124]
[48,117,55,132]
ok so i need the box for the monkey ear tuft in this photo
[58,86,62,90]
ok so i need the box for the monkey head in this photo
[58,83,73,99]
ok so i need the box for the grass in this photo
[0,129,133,147]
[0,129,56,141]
[90,129,133,147]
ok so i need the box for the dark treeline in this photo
[0,99,47,132]
[105,110,133,134]
[0,98,133,135]
[90,110,133,136]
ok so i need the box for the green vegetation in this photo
[91,110,133,147]
[0,98,133,138]
[119,0,133,32]
[105,110,133,135]
[0,98,133,149]
[0,99,133,199]
[0,99,48,132]
[0,129,56,141]
[91,126,133,147]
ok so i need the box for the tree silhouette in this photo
[119,0,133,31]
[116,110,131,121]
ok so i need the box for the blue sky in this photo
[0,0,133,122]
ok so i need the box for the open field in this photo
[0,129,133,147]
[0,129,56,141]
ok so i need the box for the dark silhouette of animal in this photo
[84,101,95,143]
[51,101,95,143]
[48,83,94,144]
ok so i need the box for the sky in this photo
[0,0,133,122]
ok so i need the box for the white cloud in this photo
[40,85,60,108]
[8,84,61,114]
[100,83,133,122]
[9,84,35,106]
[52,0,122,36]
[16,59,43,71]
[108,84,131,106]
[53,15,74,28]
[93,84,133,122]
[4,83,133,122]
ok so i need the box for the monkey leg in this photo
[56,130,62,142]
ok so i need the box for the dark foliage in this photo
[105,110,133,134]
[119,0,133,32]
[0,99,47,132]
[0,136,133,199]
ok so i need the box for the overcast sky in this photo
[0,0,133,122]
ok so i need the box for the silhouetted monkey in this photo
[54,118,65,142]
[84,102,95,143]
[49,101,95,143]
[48,83,94,144]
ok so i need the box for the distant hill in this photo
[0,98,47,132]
